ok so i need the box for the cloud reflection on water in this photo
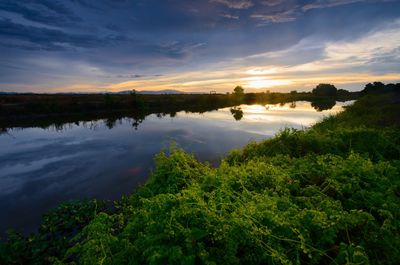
[0,101,351,236]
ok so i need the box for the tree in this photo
[336,89,351,98]
[312,84,337,97]
[233,86,244,95]
[362,82,385,95]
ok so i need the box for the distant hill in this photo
[0,90,205,95]
[117,89,204,94]
[0,92,19,94]
[117,89,183,94]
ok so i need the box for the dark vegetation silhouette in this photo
[233,85,244,96]
[0,84,359,129]
[310,99,336,111]
[361,81,400,95]
[312,83,337,96]
[230,107,244,121]
[1,82,400,264]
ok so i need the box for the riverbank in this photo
[0,90,358,129]
[1,83,399,264]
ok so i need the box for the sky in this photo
[0,0,400,93]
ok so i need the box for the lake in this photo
[0,101,351,236]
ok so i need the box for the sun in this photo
[245,77,291,89]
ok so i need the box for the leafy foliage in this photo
[233,86,244,96]
[0,200,106,265]
[312,84,337,97]
[60,150,398,265]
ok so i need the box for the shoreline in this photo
[1,84,399,264]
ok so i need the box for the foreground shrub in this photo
[0,200,106,265]
[66,150,400,264]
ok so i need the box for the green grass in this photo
[1,88,399,265]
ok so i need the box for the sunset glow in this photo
[1,1,399,93]
[244,78,292,89]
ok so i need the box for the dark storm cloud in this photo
[0,0,399,91]
[0,0,81,26]
[70,0,102,10]
[0,0,394,51]
[0,19,105,51]
[0,17,204,62]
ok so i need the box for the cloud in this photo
[251,10,297,24]
[107,19,400,92]
[101,74,164,79]
[0,17,206,66]
[0,0,399,93]
[322,19,400,69]
[261,0,286,6]
[220,13,240,19]
[0,0,81,27]
[0,19,108,51]
[157,42,206,59]
[302,0,365,11]
[238,19,400,74]
[251,0,386,26]
[70,0,101,10]
[211,0,254,9]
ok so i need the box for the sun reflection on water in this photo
[180,101,352,136]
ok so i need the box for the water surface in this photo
[0,101,351,235]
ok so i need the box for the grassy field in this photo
[0,83,399,264]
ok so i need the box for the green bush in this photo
[63,150,399,265]
[0,200,106,265]
[1,90,399,264]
